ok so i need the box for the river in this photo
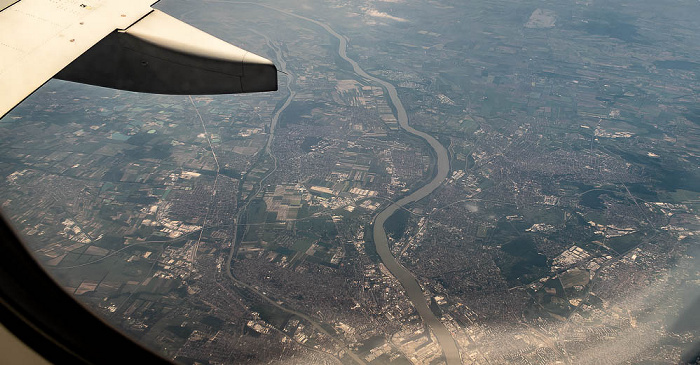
[363,52,461,365]
[228,3,461,363]
[271,8,461,365]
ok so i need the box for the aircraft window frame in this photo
[0,214,173,365]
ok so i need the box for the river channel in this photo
[284,9,462,365]
[362,52,462,365]
[230,3,461,363]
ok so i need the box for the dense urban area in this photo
[0,0,698,364]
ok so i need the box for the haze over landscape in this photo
[1,0,699,363]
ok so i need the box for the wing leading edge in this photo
[0,0,277,119]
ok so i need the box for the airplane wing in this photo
[0,0,277,119]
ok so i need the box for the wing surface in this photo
[0,0,156,118]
